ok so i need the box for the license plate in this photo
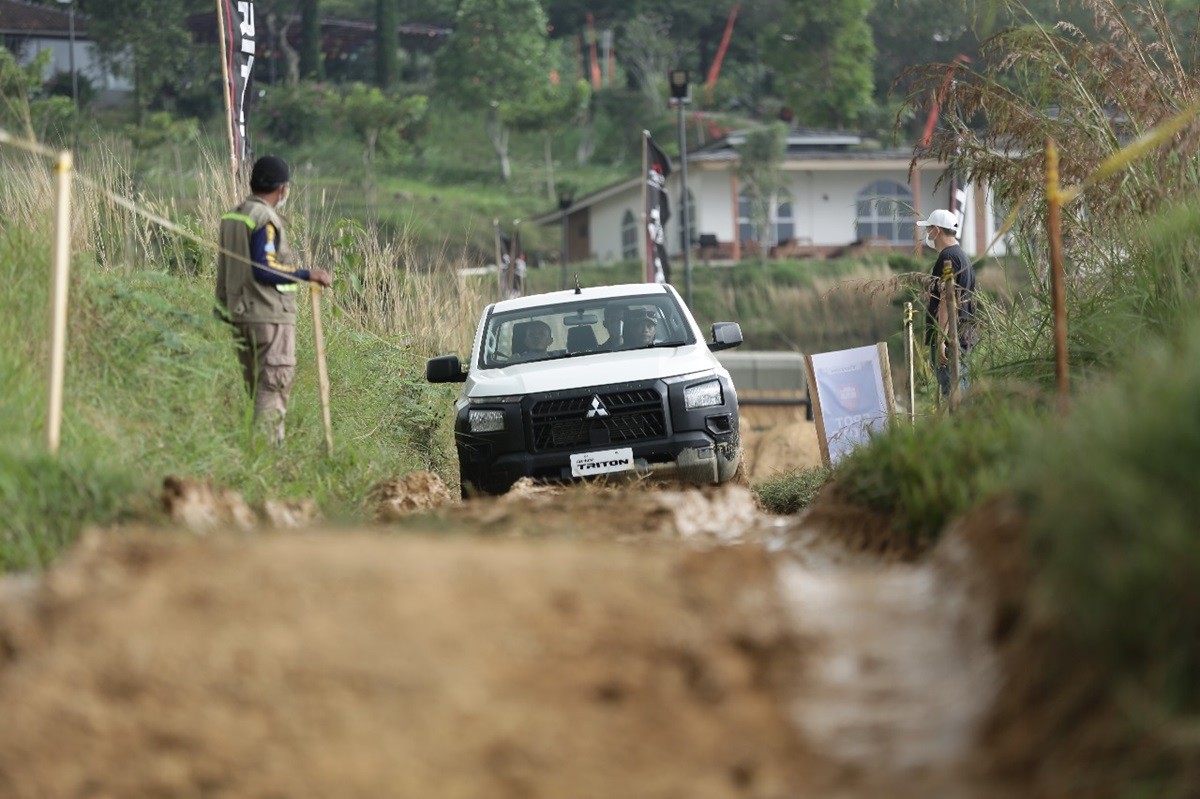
[570,447,635,478]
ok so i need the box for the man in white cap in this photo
[916,208,976,401]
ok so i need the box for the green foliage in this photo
[1014,316,1200,789]
[77,0,192,118]
[257,83,336,145]
[754,466,833,515]
[0,46,48,138]
[435,0,552,109]
[764,0,877,128]
[0,446,139,571]
[124,111,198,153]
[736,122,788,262]
[833,392,1029,544]
[44,70,96,109]
[340,83,428,164]
[887,253,924,273]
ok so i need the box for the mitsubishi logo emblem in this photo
[585,395,609,418]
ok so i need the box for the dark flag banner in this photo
[644,132,672,284]
[221,0,256,168]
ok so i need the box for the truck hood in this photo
[466,345,723,397]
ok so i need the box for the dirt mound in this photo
[0,528,813,799]
[429,480,769,549]
[794,481,922,561]
[161,476,321,532]
[948,496,1134,799]
[370,470,457,519]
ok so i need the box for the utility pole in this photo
[669,70,693,308]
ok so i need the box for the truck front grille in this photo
[530,388,665,451]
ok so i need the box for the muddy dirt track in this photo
[0,411,1028,798]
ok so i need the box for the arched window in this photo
[739,190,794,246]
[855,180,914,244]
[621,209,638,260]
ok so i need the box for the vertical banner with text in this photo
[221,0,256,169]
[644,132,672,284]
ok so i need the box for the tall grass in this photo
[0,136,487,571]
[907,0,1200,384]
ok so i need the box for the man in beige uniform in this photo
[216,155,332,443]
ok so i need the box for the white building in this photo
[534,129,1009,263]
[0,0,131,98]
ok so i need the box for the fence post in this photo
[904,301,915,423]
[1046,138,1070,414]
[47,150,74,455]
[943,259,962,412]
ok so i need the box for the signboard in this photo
[803,344,895,465]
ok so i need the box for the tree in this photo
[340,83,428,211]
[507,77,591,201]
[434,0,554,181]
[736,122,788,261]
[76,0,191,123]
[620,13,693,110]
[300,0,324,80]
[763,0,876,129]
[376,0,399,88]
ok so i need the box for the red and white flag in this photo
[644,132,672,284]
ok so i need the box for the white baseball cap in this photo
[915,208,959,233]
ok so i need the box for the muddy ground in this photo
[0,409,1035,798]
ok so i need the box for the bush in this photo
[256,82,336,145]
[834,391,1029,545]
[754,466,832,514]
[1018,319,1200,718]
[887,252,923,273]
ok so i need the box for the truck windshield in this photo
[479,293,696,369]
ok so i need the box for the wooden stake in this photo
[216,0,237,176]
[310,285,333,456]
[904,301,915,423]
[1046,138,1070,414]
[46,150,73,455]
[944,259,962,412]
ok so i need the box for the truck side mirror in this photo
[709,322,743,351]
[426,355,467,383]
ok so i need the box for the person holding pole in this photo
[216,155,332,444]
[916,209,976,401]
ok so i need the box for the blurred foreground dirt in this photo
[0,412,1033,798]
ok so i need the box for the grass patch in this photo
[754,466,832,515]
[832,390,1031,546]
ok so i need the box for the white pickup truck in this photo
[426,282,744,497]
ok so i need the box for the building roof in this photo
[185,11,449,56]
[0,0,89,36]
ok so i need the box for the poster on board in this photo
[803,343,895,465]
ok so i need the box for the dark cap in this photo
[630,310,657,325]
[250,155,290,192]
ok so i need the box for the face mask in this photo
[276,186,289,209]
[924,232,935,249]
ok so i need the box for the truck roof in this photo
[490,283,675,314]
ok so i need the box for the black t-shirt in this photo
[925,243,976,348]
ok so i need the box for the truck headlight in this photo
[468,408,505,433]
[684,379,723,410]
